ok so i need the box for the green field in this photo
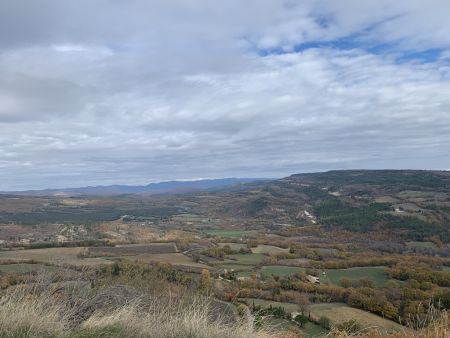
[172,214,218,225]
[203,229,257,238]
[217,243,248,250]
[261,265,305,279]
[0,263,58,274]
[321,267,388,287]
[172,213,204,221]
[226,253,265,265]
[251,245,289,254]
[309,303,402,331]
[236,270,254,278]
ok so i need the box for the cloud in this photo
[0,1,449,189]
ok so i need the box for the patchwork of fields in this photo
[0,237,417,336]
[0,243,206,269]
[124,253,209,268]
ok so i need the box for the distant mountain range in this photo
[1,178,267,196]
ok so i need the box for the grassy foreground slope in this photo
[0,291,263,338]
[0,264,271,338]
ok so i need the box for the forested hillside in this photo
[209,170,450,243]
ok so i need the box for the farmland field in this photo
[226,253,265,265]
[172,214,205,222]
[0,247,112,266]
[396,190,431,199]
[217,242,248,250]
[251,245,289,254]
[215,263,253,272]
[88,242,177,256]
[0,247,205,270]
[309,303,402,331]
[0,263,58,273]
[123,253,209,268]
[321,267,388,287]
[203,229,257,238]
[235,270,254,278]
[261,265,305,279]
[277,258,310,267]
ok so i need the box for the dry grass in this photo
[83,297,266,338]
[0,280,72,337]
[0,272,272,338]
[329,307,449,338]
[309,303,402,331]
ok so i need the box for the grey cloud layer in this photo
[0,1,449,189]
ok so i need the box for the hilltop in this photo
[199,170,450,243]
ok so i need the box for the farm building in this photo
[306,275,320,284]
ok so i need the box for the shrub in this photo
[317,316,331,329]
[335,319,363,334]
[293,314,308,327]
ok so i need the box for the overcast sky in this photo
[1,0,450,190]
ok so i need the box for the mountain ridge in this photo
[1,177,268,197]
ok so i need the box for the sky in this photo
[1,0,450,190]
